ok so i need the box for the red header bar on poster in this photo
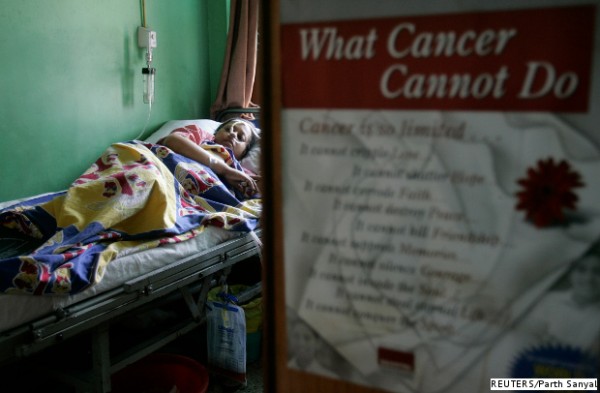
[280,5,595,112]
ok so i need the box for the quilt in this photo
[0,141,261,296]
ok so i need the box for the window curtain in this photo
[210,0,260,120]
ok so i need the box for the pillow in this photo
[144,119,221,144]
[240,137,261,175]
[146,119,262,174]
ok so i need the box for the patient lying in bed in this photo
[160,118,261,198]
[0,120,262,296]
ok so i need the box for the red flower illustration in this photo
[515,158,584,228]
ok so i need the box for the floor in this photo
[206,360,264,392]
[159,323,265,393]
[0,340,264,393]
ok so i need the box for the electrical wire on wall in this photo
[141,0,147,27]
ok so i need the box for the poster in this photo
[280,1,600,392]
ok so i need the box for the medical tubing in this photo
[134,99,152,141]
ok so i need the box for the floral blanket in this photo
[0,141,261,296]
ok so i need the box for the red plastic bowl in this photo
[111,353,209,393]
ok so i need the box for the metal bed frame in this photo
[215,106,260,122]
[0,229,262,392]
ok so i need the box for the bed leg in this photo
[90,324,111,393]
[181,275,213,320]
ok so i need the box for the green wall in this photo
[0,0,230,202]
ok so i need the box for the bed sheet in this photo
[0,136,262,331]
[0,141,260,296]
[0,224,235,332]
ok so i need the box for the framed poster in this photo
[261,1,600,392]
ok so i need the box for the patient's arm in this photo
[162,133,258,195]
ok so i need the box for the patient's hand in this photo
[223,167,259,197]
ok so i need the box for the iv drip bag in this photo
[142,67,156,104]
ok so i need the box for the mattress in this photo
[0,221,236,333]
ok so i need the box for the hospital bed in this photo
[0,116,262,392]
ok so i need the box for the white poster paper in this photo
[280,2,600,392]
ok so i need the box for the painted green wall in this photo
[0,0,230,202]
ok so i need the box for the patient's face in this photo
[213,120,253,159]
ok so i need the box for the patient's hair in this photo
[215,118,260,158]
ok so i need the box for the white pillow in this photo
[145,119,261,174]
[144,119,221,144]
[240,137,261,175]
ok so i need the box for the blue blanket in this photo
[0,141,261,295]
